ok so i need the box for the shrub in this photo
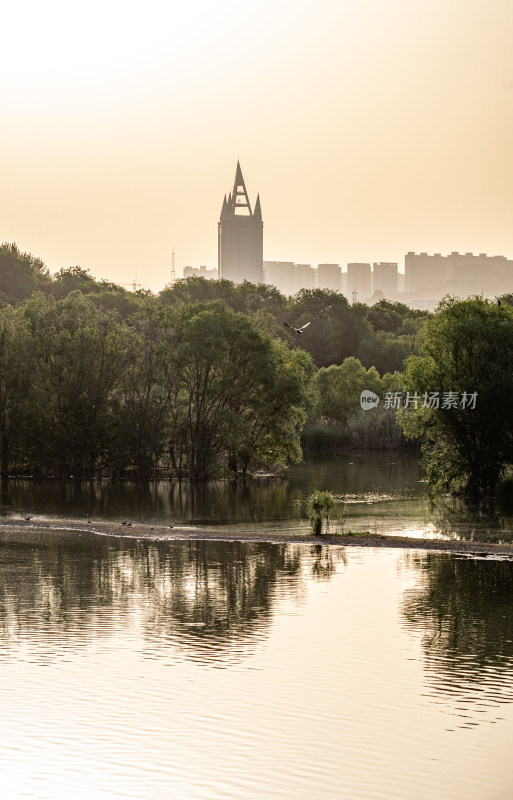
[301,420,348,452]
[307,490,336,535]
[346,408,404,449]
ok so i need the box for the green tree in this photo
[24,293,127,478]
[165,301,311,480]
[399,297,513,498]
[159,276,288,324]
[84,289,143,319]
[224,339,313,475]
[111,306,174,480]
[287,290,372,367]
[0,306,35,476]
[358,302,429,374]
[50,266,102,299]
[312,357,382,423]
[367,299,407,333]
[307,490,336,535]
[159,276,238,309]
[358,330,415,374]
[0,243,51,303]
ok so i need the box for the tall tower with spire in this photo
[218,162,263,284]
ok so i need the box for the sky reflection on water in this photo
[0,532,513,798]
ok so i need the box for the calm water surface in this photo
[3,452,513,542]
[1,529,512,799]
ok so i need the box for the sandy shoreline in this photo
[2,517,513,556]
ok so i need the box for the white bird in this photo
[283,320,312,335]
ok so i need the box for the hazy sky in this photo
[1,0,512,290]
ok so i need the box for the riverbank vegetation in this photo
[1,243,510,496]
[0,293,312,480]
[307,490,336,535]
[398,297,513,500]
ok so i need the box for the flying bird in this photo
[283,320,312,335]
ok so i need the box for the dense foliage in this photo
[4,244,512,492]
[0,243,436,478]
[399,298,513,498]
[0,292,312,480]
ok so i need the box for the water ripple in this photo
[0,537,512,798]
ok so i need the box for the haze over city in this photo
[1,0,512,291]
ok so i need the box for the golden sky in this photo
[1,0,512,290]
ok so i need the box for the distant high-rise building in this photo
[346,263,371,301]
[295,264,315,293]
[263,261,315,295]
[317,263,341,292]
[183,265,218,280]
[218,162,263,284]
[263,261,295,295]
[372,262,398,297]
[405,251,513,306]
[405,252,447,296]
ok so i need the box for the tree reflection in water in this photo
[0,478,302,527]
[401,551,513,727]
[428,494,513,543]
[310,544,347,581]
[0,532,324,664]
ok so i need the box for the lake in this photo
[3,451,513,543]
[1,452,513,798]
[0,527,513,798]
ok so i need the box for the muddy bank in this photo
[2,517,513,556]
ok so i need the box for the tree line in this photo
[3,242,512,497]
[0,242,429,373]
[0,241,432,481]
[0,290,316,480]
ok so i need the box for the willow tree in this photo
[399,297,513,499]
[0,306,35,477]
[111,305,175,480]
[23,293,128,478]
[165,301,312,480]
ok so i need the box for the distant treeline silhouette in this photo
[0,242,435,478]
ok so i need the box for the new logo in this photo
[360,390,380,410]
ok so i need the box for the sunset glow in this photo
[1,0,512,289]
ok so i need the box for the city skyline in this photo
[1,1,512,291]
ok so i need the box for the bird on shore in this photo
[283,320,312,335]
[24,516,32,522]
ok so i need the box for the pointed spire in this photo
[254,193,262,220]
[234,160,244,185]
[231,161,252,215]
